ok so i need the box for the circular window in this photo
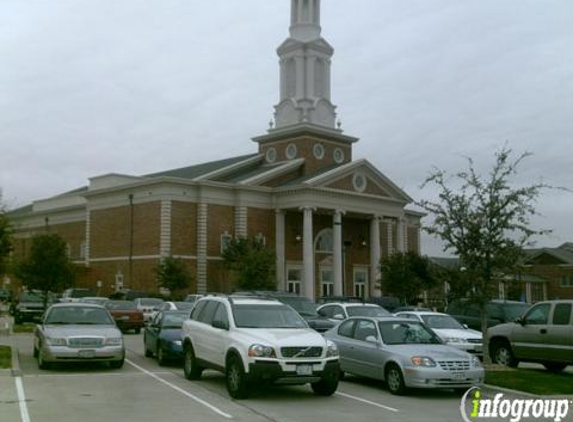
[265,147,277,163]
[353,173,367,192]
[333,148,345,164]
[286,143,298,160]
[313,143,325,160]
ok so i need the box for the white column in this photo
[197,203,208,294]
[235,206,247,239]
[306,56,316,98]
[369,216,381,298]
[160,200,172,258]
[295,55,305,99]
[275,210,286,291]
[333,210,344,296]
[301,206,315,301]
[85,208,91,267]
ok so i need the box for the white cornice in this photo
[252,123,358,145]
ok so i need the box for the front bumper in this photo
[41,345,125,363]
[403,365,484,389]
[248,359,339,385]
[447,342,483,356]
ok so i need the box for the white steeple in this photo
[273,0,338,130]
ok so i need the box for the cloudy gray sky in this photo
[1,0,572,256]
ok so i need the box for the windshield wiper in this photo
[47,321,72,325]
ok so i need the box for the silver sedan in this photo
[324,317,484,395]
[34,303,125,369]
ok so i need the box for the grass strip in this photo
[485,367,573,395]
[12,323,36,334]
[0,345,11,369]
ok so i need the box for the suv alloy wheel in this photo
[183,344,202,380]
[226,356,250,399]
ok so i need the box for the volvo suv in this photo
[181,296,340,399]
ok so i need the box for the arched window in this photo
[315,228,333,253]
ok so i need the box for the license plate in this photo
[78,350,95,358]
[452,372,466,380]
[296,365,313,376]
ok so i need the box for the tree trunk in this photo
[481,306,491,364]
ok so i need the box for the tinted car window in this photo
[353,320,378,342]
[346,306,390,317]
[213,304,229,324]
[379,321,441,345]
[197,301,219,324]
[45,307,114,325]
[524,303,551,325]
[338,320,356,338]
[552,304,572,325]
[332,306,344,317]
[161,312,187,328]
[190,301,206,320]
[318,306,334,318]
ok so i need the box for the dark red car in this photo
[104,300,145,334]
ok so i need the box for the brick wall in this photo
[206,205,234,257]
[259,136,352,175]
[247,207,275,247]
[524,265,573,300]
[171,201,197,256]
[90,202,161,258]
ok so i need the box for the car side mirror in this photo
[333,314,344,320]
[516,317,526,326]
[212,320,229,330]
[365,335,378,344]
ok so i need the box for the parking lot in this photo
[0,332,501,422]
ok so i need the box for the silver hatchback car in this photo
[34,303,125,369]
[325,317,484,395]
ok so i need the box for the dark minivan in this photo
[447,299,530,331]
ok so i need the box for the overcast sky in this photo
[1,0,572,256]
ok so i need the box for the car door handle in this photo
[540,329,547,334]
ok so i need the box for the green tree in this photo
[417,147,552,346]
[222,237,276,291]
[155,256,193,297]
[14,234,75,309]
[380,251,437,305]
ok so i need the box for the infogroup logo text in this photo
[460,388,571,422]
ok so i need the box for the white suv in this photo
[181,296,340,399]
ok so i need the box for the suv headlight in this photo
[326,340,339,357]
[411,356,437,367]
[45,337,67,346]
[105,338,123,346]
[446,337,467,343]
[248,344,276,358]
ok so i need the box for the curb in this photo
[482,383,538,398]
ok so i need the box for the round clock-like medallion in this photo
[265,147,277,163]
[333,148,345,164]
[313,143,325,160]
[286,143,298,160]
[353,173,367,192]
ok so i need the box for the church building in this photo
[10,0,423,301]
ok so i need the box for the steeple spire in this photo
[273,0,338,130]
[290,0,321,42]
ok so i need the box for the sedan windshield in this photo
[346,306,390,317]
[379,321,442,345]
[139,298,163,306]
[421,315,464,330]
[233,304,308,329]
[45,307,114,325]
[503,303,530,321]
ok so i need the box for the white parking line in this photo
[126,359,233,419]
[335,391,399,412]
[15,377,32,422]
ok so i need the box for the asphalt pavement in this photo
[1,329,571,422]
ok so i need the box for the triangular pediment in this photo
[524,250,569,265]
[303,159,412,203]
